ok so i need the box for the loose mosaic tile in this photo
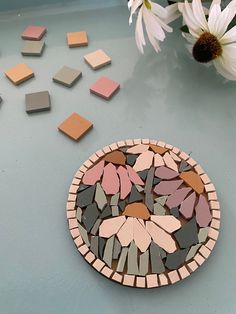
[67,31,88,47]
[58,112,93,141]
[21,25,46,40]
[90,76,120,100]
[68,139,220,288]
[25,90,51,113]
[53,66,82,87]
[84,49,111,70]
[21,40,45,56]
[5,63,34,85]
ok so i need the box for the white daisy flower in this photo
[181,0,236,80]
[128,0,180,53]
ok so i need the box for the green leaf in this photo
[180,25,190,33]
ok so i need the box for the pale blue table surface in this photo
[0,1,235,313]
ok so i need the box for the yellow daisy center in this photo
[144,0,152,10]
[193,32,223,63]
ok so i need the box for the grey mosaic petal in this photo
[103,235,115,268]
[139,250,149,276]
[137,170,148,181]
[110,193,120,206]
[113,238,121,259]
[116,247,128,273]
[82,203,100,232]
[185,244,201,261]
[159,248,167,259]
[90,218,102,235]
[76,185,96,208]
[90,236,99,257]
[128,185,143,203]
[127,241,139,275]
[153,178,161,185]
[170,207,180,218]
[99,237,106,259]
[174,217,198,249]
[179,160,192,172]
[127,154,138,166]
[77,184,90,192]
[144,167,155,193]
[155,196,168,206]
[135,184,144,192]
[78,223,90,247]
[95,183,107,210]
[76,207,82,222]
[100,205,112,219]
[150,242,165,274]
[145,193,154,212]
[153,202,166,215]
[112,205,119,217]
[165,249,189,270]
[118,200,126,211]
[198,227,209,243]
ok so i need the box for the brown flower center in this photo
[192,32,222,63]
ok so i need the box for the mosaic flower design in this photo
[67,140,220,288]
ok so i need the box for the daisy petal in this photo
[129,0,143,25]
[143,6,165,42]
[151,2,168,19]
[182,1,202,38]
[220,25,236,44]
[192,0,208,30]
[165,3,181,24]
[213,57,236,80]
[208,4,222,35]
[210,0,221,12]
[135,7,146,53]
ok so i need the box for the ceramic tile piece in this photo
[179,191,196,219]
[145,193,154,213]
[210,201,220,210]
[90,236,99,257]
[139,250,149,276]
[135,185,144,192]
[195,195,212,227]
[137,170,148,181]
[67,31,88,47]
[126,144,149,154]
[99,205,112,219]
[170,207,179,218]
[146,221,177,253]
[179,171,204,194]
[151,215,181,233]
[113,238,121,259]
[84,49,111,70]
[127,241,139,275]
[147,274,158,288]
[200,174,211,184]
[123,203,150,220]
[163,152,178,172]
[74,236,83,247]
[112,205,119,216]
[101,266,113,278]
[99,216,126,238]
[211,219,220,229]
[144,167,155,193]
[21,25,46,40]
[90,76,120,100]
[153,178,161,185]
[78,223,90,247]
[212,210,220,219]
[117,217,134,247]
[126,165,145,186]
[128,185,143,203]
[101,163,119,195]
[53,66,82,87]
[179,160,192,172]
[208,191,218,201]
[103,236,115,267]
[165,248,189,270]
[170,151,181,162]
[205,239,216,250]
[154,153,165,167]
[150,242,165,274]
[5,63,34,85]
[194,253,205,266]
[70,228,80,239]
[112,272,122,283]
[174,217,198,249]
[133,151,154,172]
[103,151,126,165]
[155,166,179,179]
[127,155,137,166]
[159,248,167,259]
[185,244,201,261]
[123,275,135,287]
[95,183,107,210]
[58,112,93,141]
[159,274,168,286]
[117,166,132,199]
[76,185,96,208]
[199,245,211,258]
[25,91,50,113]
[198,227,209,243]
[82,203,100,232]
[178,265,190,279]
[205,183,215,192]
[153,202,166,215]
[168,270,180,284]
[136,277,146,288]
[118,200,126,211]
[21,40,45,56]
[78,244,89,255]
[149,144,169,155]
[82,160,104,186]
[110,193,120,206]
[85,252,95,263]
[99,238,106,259]
[166,187,192,209]
[90,218,102,235]
[154,180,183,195]
[187,260,198,272]
[155,196,168,206]
[208,228,219,241]
[133,219,151,252]
[117,247,128,272]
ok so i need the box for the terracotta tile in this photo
[93,258,105,271]
[187,260,198,272]
[58,112,93,141]
[74,236,83,247]
[200,174,211,184]
[211,219,220,230]
[208,228,219,240]
[67,210,76,219]
[149,144,169,155]
[82,160,104,185]
[123,275,135,286]
[5,63,34,85]
[205,239,216,251]
[70,228,80,239]
[194,164,205,175]
[126,165,144,185]
[101,266,113,278]
[101,163,119,195]
[67,31,88,47]
[136,277,146,288]
[159,274,168,286]
[180,171,204,194]
[21,25,46,40]
[194,253,205,265]
[146,274,158,288]
[178,266,190,279]
[103,151,126,165]
[123,203,150,220]
[212,210,221,219]
[151,215,181,233]
[163,152,178,172]
[168,270,180,284]
[84,49,111,70]
[208,192,218,201]
[99,216,126,238]
[127,144,149,154]
[205,183,215,192]
[210,201,220,210]
[133,219,151,252]
[199,245,211,259]
[90,76,120,100]
[117,217,134,247]
[67,202,75,210]
[112,272,122,283]
[78,244,89,256]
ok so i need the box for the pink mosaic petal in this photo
[133,151,154,172]
[166,187,192,209]
[126,165,144,186]
[195,195,212,227]
[163,152,178,172]
[151,215,181,233]
[179,191,196,219]
[117,166,132,199]
[154,180,183,195]
[133,219,151,252]
[126,144,149,154]
[99,216,126,238]
[117,217,134,247]
[101,163,120,195]
[146,221,177,253]
[154,153,165,167]
[82,160,105,185]
[155,166,179,179]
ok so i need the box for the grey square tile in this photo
[53,66,82,87]
[25,91,51,113]
[21,40,45,56]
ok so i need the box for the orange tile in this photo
[67,31,88,47]
[5,63,34,85]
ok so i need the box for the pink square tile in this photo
[112,272,123,283]
[69,185,78,194]
[90,76,120,100]
[78,244,89,255]
[178,266,190,279]
[159,274,168,286]
[136,277,146,288]
[210,201,220,210]
[70,228,80,239]
[123,275,135,286]
[68,218,78,230]
[93,259,105,271]
[194,253,205,265]
[74,236,83,247]
[199,245,211,259]
[21,25,47,40]
[205,239,216,251]
[168,270,180,284]
[67,201,76,210]
[187,261,198,272]
[211,218,220,230]
[67,210,76,219]
[208,227,219,240]
[212,210,221,219]
[101,266,113,278]
[146,274,158,288]
[85,252,95,263]
[72,178,80,185]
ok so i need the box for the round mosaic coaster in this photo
[67,139,220,288]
